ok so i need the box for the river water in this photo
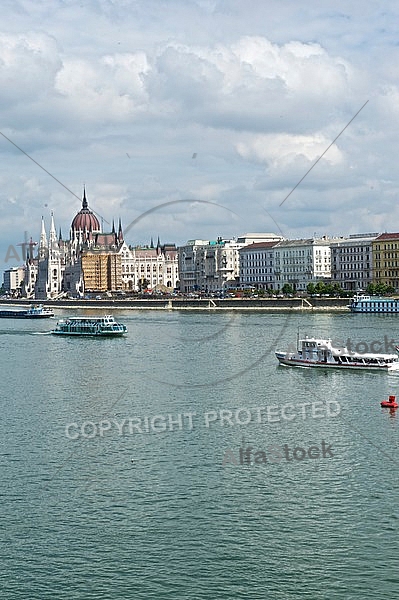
[0,308,398,599]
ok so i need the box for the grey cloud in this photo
[2,0,399,276]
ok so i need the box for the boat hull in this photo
[51,330,126,337]
[0,311,54,319]
[275,353,399,371]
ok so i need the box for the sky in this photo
[1,0,399,276]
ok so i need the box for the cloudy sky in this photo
[1,0,399,275]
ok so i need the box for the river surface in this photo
[0,309,398,599]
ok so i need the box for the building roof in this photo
[375,232,399,241]
[274,238,332,248]
[71,189,101,233]
[239,241,279,251]
[330,234,378,246]
[237,233,284,243]
[93,233,119,247]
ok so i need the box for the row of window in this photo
[375,262,399,268]
[243,268,274,274]
[375,243,399,250]
[121,265,176,273]
[333,246,371,253]
[375,271,399,278]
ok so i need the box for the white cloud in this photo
[2,0,399,273]
[0,31,61,105]
[54,51,150,121]
[236,132,343,171]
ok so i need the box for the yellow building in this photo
[372,233,399,289]
[81,250,122,292]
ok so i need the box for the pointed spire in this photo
[150,237,154,248]
[157,236,160,249]
[39,217,48,257]
[26,238,31,262]
[49,212,57,243]
[58,227,62,241]
[118,218,123,242]
[82,186,88,210]
[112,219,115,234]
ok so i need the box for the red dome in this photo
[71,191,101,233]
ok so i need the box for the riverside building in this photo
[21,190,178,298]
[239,237,332,291]
[330,233,377,291]
[3,266,25,295]
[120,240,179,292]
[239,241,280,289]
[273,238,332,291]
[372,232,399,289]
[178,234,283,293]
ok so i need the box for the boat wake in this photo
[0,330,43,336]
[31,331,53,335]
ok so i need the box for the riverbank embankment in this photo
[0,297,351,311]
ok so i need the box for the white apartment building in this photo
[239,242,280,289]
[330,233,377,291]
[273,238,332,291]
[179,238,241,293]
[119,240,179,291]
[178,234,284,293]
[3,266,25,294]
[178,239,206,293]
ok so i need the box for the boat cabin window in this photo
[303,341,317,349]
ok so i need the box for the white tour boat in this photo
[0,304,54,319]
[275,336,399,371]
[51,315,127,337]
[349,293,399,313]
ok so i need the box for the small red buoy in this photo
[381,395,399,408]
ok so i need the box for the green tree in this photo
[282,283,293,295]
[314,281,326,295]
[375,282,388,295]
[324,283,334,295]
[306,282,316,295]
[332,283,343,296]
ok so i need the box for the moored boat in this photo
[51,315,127,336]
[0,304,54,318]
[349,293,399,313]
[276,336,399,371]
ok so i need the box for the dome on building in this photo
[71,189,101,233]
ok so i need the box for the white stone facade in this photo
[3,266,25,294]
[239,237,333,291]
[178,234,285,293]
[239,242,279,289]
[178,238,243,293]
[273,238,332,291]
[119,241,179,291]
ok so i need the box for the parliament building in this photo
[22,190,179,299]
